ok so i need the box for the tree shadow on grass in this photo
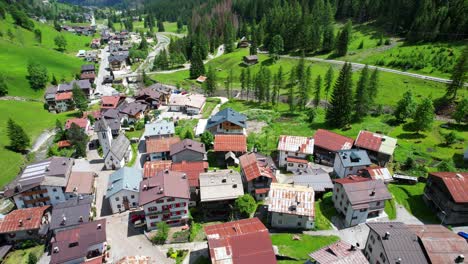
[260,58,274,66]
[453,153,468,169]
[398,186,438,224]
[397,132,427,140]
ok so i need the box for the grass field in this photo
[271,234,339,263]
[384,199,397,220]
[0,101,73,188]
[202,98,221,118]
[314,192,336,230]
[112,21,187,34]
[3,245,44,264]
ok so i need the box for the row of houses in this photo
[61,25,96,36]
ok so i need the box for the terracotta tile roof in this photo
[313,129,354,152]
[360,166,392,182]
[0,206,50,234]
[138,170,190,206]
[57,140,71,148]
[101,96,121,109]
[277,135,314,154]
[429,172,468,203]
[267,183,315,217]
[204,218,276,264]
[143,160,172,178]
[171,161,209,188]
[355,130,397,156]
[65,171,95,195]
[146,137,181,154]
[55,92,73,101]
[308,240,368,264]
[408,224,468,264]
[214,135,247,152]
[286,157,309,164]
[65,118,89,130]
[255,188,270,194]
[239,153,275,182]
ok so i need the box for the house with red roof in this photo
[54,92,74,113]
[239,153,277,201]
[204,218,277,264]
[100,95,125,110]
[213,135,247,166]
[139,170,190,229]
[423,172,468,225]
[171,160,209,199]
[143,160,172,178]
[0,206,51,243]
[146,137,181,161]
[65,117,90,132]
[277,135,314,172]
[354,130,397,167]
[313,129,354,165]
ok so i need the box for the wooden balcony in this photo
[22,189,48,197]
[24,197,50,205]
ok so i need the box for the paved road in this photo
[95,45,117,96]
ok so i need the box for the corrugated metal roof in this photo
[277,135,314,154]
[308,240,369,264]
[239,153,275,182]
[361,167,393,182]
[355,130,397,156]
[338,178,392,207]
[292,169,333,192]
[106,167,142,198]
[336,150,372,168]
[199,170,244,202]
[171,161,209,187]
[429,172,468,203]
[143,160,172,178]
[143,120,175,138]
[146,136,180,154]
[266,183,314,217]
[313,129,354,152]
[0,206,50,233]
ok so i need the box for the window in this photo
[297,222,302,226]
[376,201,381,206]
[131,195,135,199]
[352,216,358,220]
[285,152,288,155]
[368,245,373,253]
[298,164,304,168]
[360,208,367,212]
[149,215,158,219]
[55,196,60,200]
[167,198,175,202]
[148,206,158,212]
[132,202,137,206]
[380,252,386,263]
[117,204,121,208]
[278,220,282,224]
[298,216,302,219]
[176,203,180,208]
[115,197,120,201]
[288,163,293,167]
[156,199,163,204]
[53,188,57,192]
[69,242,79,248]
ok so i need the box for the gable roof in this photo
[146,137,181,154]
[206,108,247,129]
[428,172,468,203]
[143,120,175,138]
[120,102,147,117]
[106,167,142,198]
[360,166,393,182]
[138,170,190,206]
[204,218,276,264]
[355,130,397,156]
[81,64,95,72]
[199,170,244,202]
[55,92,73,101]
[336,149,372,168]
[65,118,89,130]
[214,135,247,152]
[50,219,106,264]
[366,222,428,264]
[267,183,315,217]
[170,139,206,156]
[57,80,91,92]
[94,118,109,133]
[308,240,369,264]
[0,206,50,234]
[50,197,92,230]
[313,129,354,152]
[136,88,162,101]
[101,96,122,109]
[277,135,314,154]
[291,168,333,192]
[143,160,172,178]
[335,177,392,209]
[239,153,275,182]
[107,134,130,160]
[65,171,95,195]
[171,161,209,188]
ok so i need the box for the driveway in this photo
[95,45,117,96]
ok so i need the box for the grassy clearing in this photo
[126,143,138,167]
[384,199,397,220]
[0,101,73,188]
[175,119,198,138]
[112,21,186,34]
[388,183,439,223]
[271,234,339,263]
[314,192,336,230]
[163,21,187,34]
[201,98,221,118]
[3,245,44,264]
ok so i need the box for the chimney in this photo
[396,257,402,264]
[370,190,375,196]
[97,224,102,230]
[79,216,83,222]
[350,244,356,251]
[53,247,59,253]
[384,232,390,240]
[143,184,147,190]
[164,169,169,174]
[19,219,23,227]
[456,255,465,263]
[182,174,187,179]
[61,216,67,225]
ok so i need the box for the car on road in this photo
[133,220,146,228]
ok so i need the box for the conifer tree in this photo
[246,67,252,100]
[414,97,435,133]
[354,65,370,121]
[269,35,284,62]
[224,21,235,53]
[204,65,217,96]
[326,63,353,127]
[157,20,165,32]
[240,69,246,99]
[322,25,335,52]
[335,20,352,56]
[67,123,87,158]
[445,46,467,101]
[189,45,205,79]
[0,74,8,96]
[314,75,322,107]
[368,68,379,106]
[394,90,416,122]
[324,66,334,102]
[7,118,30,153]
[453,97,468,123]
[72,84,88,115]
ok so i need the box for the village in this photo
[0,4,467,264]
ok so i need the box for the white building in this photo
[105,167,142,214]
[104,134,131,170]
[95,119,113,157]
[277,135,314,170]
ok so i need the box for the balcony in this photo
[22,189,48,197]
[24,197,50,205]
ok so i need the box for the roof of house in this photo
[291,168,333,192]
[147,83,172,94]
[50,197,92,230]
[143,120,175,138]
[360,166,393,182]
[199,170,244,202]
[170,139,206,156]
[106,167,142,198]
[109,53,128,63]
[45,86,58,95]
[239,153,275,182]
[81,64,95,72]
[57,140,72,148]
[143,160,172,178]
[80,72,96,80]
[355,130,397,156]
[196,76,207,83]
[101,96,122,109]
[83,110,101,120]
[65,118,89,130]
[428,172,468,203]
[313,129,354,152]
[171,161,209,188]
[139,170,190,206]
[185,94,206,109]
[50,219,106,264]
[408,224,468,264]
[214,135,247,152]
[277,135,314,154]
[57,80,91,92]
[107,134,130,160]
[101,108,124,120]
[206,108,247,129]
[366,222,428,264]
[94,118,109,133]
[335,177,391,209]
[65,171,95,195]
[0,206,50,234]
[120,102,147,117]
[55,92,73,101]
[136,88,161,101]
[146,137,181,154]
[308,240,369,264]
[336,149,372,168]
[204,218,276,264]
[267,183,315,217]
[244,55,258,61]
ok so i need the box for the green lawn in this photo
[0,101,73,187]
[175,119,198,138]
[384,199,397,220]
[271,234,339,263]
[112,21,187,34]
[314,192,336,230]
[3,245,45,264]
[163,21,187,34]
[388,183,439,223]
[202,98,221,118]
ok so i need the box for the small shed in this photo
[243,55,258,65]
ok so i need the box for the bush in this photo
[358,40,364,49]
[17,240,38,249]
[384,39,391,45]
[151,222,169,244]
[27,252,38,264]
[234,194,256,217]
[189,223,202,242]
[443,131,457,145]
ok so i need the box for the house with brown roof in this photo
[171,161,209,204]
[135,88,163,109]
[277,135,314,171]
[266,183,315,229]
[64,171,96,201]
[308,240,368,264]
[50,197,92,233]
[213,134,247,166]
[147,83,172,105]
[119,101,148,123]
[170,139,206,163]
[333,176,392,227]
[80,64,96,84]
[146,137,181,161]
[143,160,172,178]
[50,219,107,264]
[313,129,354,165]
[243,55,259,65]
[101,95,125,110]
[0,206,51,243]
[139,170,190,229]
[354,130,397,167]
[239,153,277,200]
[204,218,277,264]
[364,222,428,264]
[423,172,468,225]
[168,94,206,115]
